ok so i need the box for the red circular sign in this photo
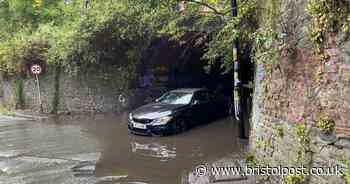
[30,64,42,75]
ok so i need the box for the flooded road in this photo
[0,113,248,184]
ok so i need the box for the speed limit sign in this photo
[30,64,42,75]
[30,64,43,112]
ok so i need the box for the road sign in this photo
[30,64,43,112]
[30,64,42,75]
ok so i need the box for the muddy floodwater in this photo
[0,113,247,184]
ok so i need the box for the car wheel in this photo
[174,118,187,134]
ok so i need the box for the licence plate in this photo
[133,122,147,129]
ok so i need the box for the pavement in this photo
[0,115,102,184]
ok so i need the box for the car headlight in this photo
[151,116,173,126]
[129,113,133,121]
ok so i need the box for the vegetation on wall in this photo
[306,0,350,59]
[316,113,335,134]
[14,78,25,109]
[345,159,350,184]
[283,174,305,184]
[251,0,281,68]
[279,125,310,184]
[0,105,15,116]
[51,66,60,114]
[251,0,284,113]
[295,124,310,164]
[245,153,258,167]
[0,0,265,113]
[275,126,284,138]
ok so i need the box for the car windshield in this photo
[157,92,193,105]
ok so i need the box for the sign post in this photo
[30,64,43,112]
[231,0,247,139]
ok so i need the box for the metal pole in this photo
[35,74,43,113]
[231,0,247,139]
[231,0,237,16]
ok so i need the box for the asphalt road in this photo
[0,113,249,184]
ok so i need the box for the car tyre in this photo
[174,118,187,134]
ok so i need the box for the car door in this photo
[191,91,211,122]
[202,91,219,120]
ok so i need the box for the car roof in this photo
[169,88,208,93]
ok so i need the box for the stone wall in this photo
[251,116,350,184]
[1,64,139,114]
[250,0,350,183]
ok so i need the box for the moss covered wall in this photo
[251,0,350,183]
[1,64,137,114]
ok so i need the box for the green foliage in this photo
[306,0,350,57]
[14,78,24,109]
[0,0,262,76]
[295,124,310,164]
[345,160,350,184]
[275,126,284,138]
[283,174,305,184]
[245,153,258,167]
[251,0,282,73]
[296,124,308,144]
[51,66,60,114]
[255,139,273,151]
[205,0,259,72]
[0,0,165,75]
[157,0,259,72]
[0,105,15,116]
[316,113,335,134]
[0,33,49,75]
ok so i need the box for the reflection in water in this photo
[77,113,246,184]
[131,142,177,161]
[0,113,246,184]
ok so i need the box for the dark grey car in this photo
[128,88,230,136]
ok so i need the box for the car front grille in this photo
[132,118,153,124]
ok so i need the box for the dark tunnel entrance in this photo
[134,36,255,134]
[136,36,234,98]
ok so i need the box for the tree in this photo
[0,0,259,75]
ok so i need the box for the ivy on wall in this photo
[345,159,350,184]
[51,66,60,114]
[14,78,25,109]
[306,0,350,60]
[252,0,281,69]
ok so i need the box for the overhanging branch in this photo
[181,0,225,16]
